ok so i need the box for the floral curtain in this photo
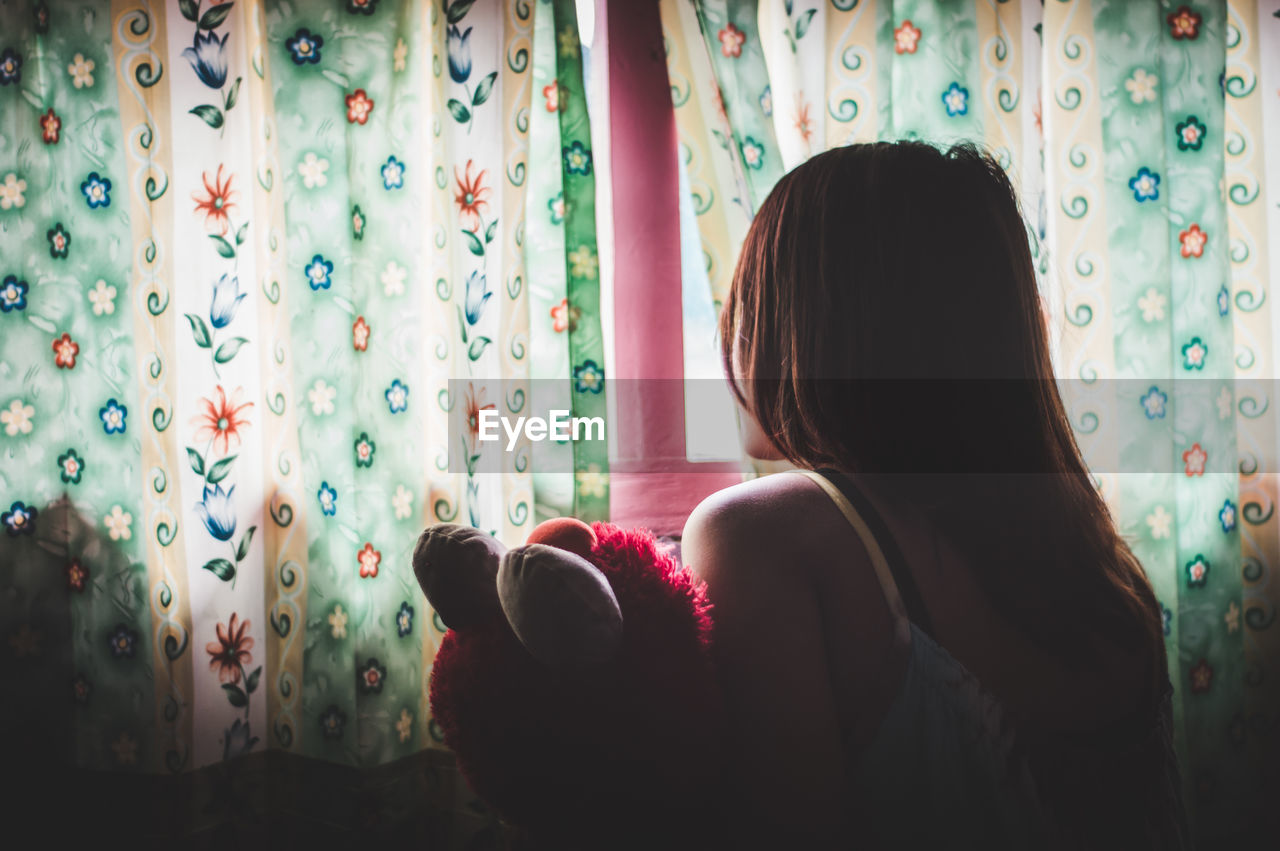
[1,0,609,838]
[663,0,1277,841]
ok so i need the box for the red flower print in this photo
[205,613,254,684]
[718,23,745,58]
[345,88,375,124]
[192,164,238,235]
[894,20,922,55]
[794,97,813,144]
[68,560,88,592]
[40,108,61,144]
[353,316,370,351]
[1189,658,1212,694]
[191,385,253,457]
[464,383,496,449]
[550,298,580,333]
[52,332,79,368]
[1179,223,1207,259]
[454,160,490,232]
[358,542,381,578]
[543,80,562,112]
[1183,442,1207,477]
[1167,5,1201,40]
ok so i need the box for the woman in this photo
[682,142,1186,847]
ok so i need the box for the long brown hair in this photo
[721,141,1164,683]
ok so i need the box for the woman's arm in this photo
[682,487,849,844]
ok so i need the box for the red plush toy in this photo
[413,518,725,844]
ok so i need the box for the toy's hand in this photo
[412,524,505,629]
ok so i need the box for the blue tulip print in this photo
[180,0,243,130]
[444,1,497,133]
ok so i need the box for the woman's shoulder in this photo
[681,471,870,589]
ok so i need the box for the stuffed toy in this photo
[413,518,725,844]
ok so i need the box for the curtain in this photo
[1,0,609,839]
[663,0,1277,842]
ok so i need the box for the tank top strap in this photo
[793,468,937,642]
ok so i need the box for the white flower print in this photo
[576,464,608,499]
[393,38,408,73]
[1124,68,1158,105]
[104,505,133,541]
[68,53,95,88]
[1,399,34,436]
[89,279,117,316]
[1146,505,1171,540]
[1216,386,1233,420]
[0,173,27,210]
[396,708,413,742]
[1137,287,1166,323]
[308,379,336,416]
[329,604,348,639]
[381,261,407,296]
[297,152,330,189]
[392,485,413,520]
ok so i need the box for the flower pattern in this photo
[1128,167,1160,202]
[88,279,117,316]
[68,53,94,88]
[1218,500,1236,534]
[718,23,746,58]
[104,505,132,541]
[52,333,80,369]
[345,88,374,124]
[308,379,336,416]
[353,316,371,351]
[563,140,593,176]
[381,155,405,190]
[0,48,21,85]
[1186,554,1210,587]
[1175,115,1207,151]
[58,449,85,484]
[320,706,346,739]
[1181,337,1207,370]
[318,482,338,516]
[942,82,969,117]
[381,261,407,296]
[297,152,329,188]
[1137,287,1166,322]
[396,602,414,637]
[573,359,604,394]
[192,165,237,234]
[109,623,137,658]
[40,108,61,144]
[385,379,409,414]
[99,399,127,434]
[305,254,334,290]
[191,385,252,456]
[68,560,89,593]
[206,613,254,684]
[358,543,381,578]
[2,173,28,209]
[2,275,29,312]
[358,658,387,694]
[1125,68,1158,104]
[454,160,490,231]
[2,399,34,435]
[328,604,348,639]
[1182,442,1207,477]
[47,222,71,258]
[1189,659,1213,694]
[80,172,111,209]
[740,136,765,170]
[1141,386,1167,419]
[355,432,376,467]
[568,245,598,279]
[1178,223,1207,259]
[1167,5,1202,40]
[894,20,922,55]
[286,28,323,65]
[392,484,413,520]
[3,501,37,536]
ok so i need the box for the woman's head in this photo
[722,141,1053,468]
[722,141,1162,677]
